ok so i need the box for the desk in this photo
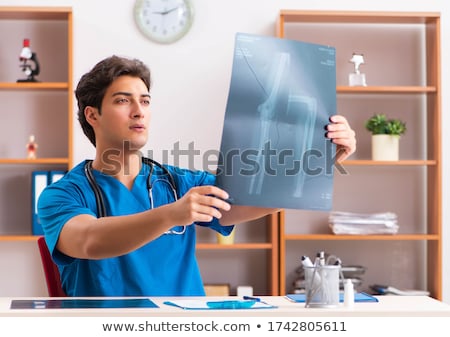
[1,296,450,317]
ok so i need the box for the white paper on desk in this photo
[163,300,275,310]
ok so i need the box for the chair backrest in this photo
[37,236,66,297]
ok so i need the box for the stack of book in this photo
[328,211,399,235]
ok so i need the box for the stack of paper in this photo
[329,211,399,235]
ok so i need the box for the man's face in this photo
[92,75,151,153]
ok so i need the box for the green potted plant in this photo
[365,113,406,161]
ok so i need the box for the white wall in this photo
[1,0,449,302]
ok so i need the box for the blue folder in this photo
[31,170,66,235]
[286,292,379,303]
[31,171,49,235]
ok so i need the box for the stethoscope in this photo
[84,157,186,235]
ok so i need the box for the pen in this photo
[334,258,346,283]
[317,251,325,266]
[243,296,274,307]
[301,255,314,267]
[243,296,261,302]
[306,252,325,307]
[302,255,321,284]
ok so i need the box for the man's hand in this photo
[326,115,356,162]
[171,185,231,224]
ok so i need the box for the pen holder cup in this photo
[304,265,340,308]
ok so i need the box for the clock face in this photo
[134,0,194,44]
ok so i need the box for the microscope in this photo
[17,38,40,82]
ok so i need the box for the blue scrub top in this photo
[38,160,233,297]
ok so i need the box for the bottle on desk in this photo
[344,279,355,308]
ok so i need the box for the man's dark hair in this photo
[75,55,151,146]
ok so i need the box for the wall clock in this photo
[134,0,194,44]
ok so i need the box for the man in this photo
[38,55,356,296]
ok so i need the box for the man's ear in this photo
[85,106,99,126]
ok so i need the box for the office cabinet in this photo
[276,11,441,299]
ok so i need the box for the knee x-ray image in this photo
[215,33,336,210]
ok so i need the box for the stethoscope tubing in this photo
[85,157,178,217]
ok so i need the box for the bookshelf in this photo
[196,213,279,296]
[0,6,73,239]
[276,10,442,299]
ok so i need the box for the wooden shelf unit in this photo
[196,212,279,296]
[277,10,441,299]
[0,6,73,238]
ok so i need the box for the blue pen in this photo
[242,296,275,308]
[243,296,261,302]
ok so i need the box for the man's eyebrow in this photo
[112,91,150,98]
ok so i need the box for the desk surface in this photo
[1,296,450,317]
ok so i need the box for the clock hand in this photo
[152,6,180,16]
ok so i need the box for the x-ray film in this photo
[215,33,336,210]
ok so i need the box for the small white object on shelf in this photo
[348,53,367,86]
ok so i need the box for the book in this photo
[215,33,336,210]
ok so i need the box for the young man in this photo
[38,55,356,296]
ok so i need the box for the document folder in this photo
[31,170,66,235]
[49,170,66,184]
[31,171,49,235]
[286,292,378,303]
[164,299,276,310]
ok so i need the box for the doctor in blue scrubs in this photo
[38,55,356,297]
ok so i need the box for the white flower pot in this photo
[371,134,400,161]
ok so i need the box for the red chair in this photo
[37,236,66,297]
